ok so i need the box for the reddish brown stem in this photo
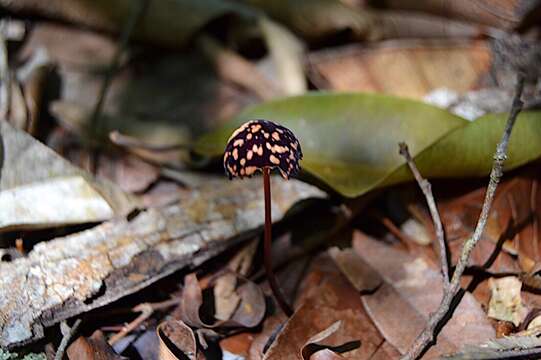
[263,167,293,316]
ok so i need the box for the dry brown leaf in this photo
[219,332,255,359]
[353,232,495,358]
[95,153,160,193]
[377,0,541,30]
[157,320,199,360]
[214,240,258,321]
[368,341,401,360]
[67,330,126,360]
[300,321,356,360]
[309,349,345,360]
[19,23,116,69]
[436,166,540,274]
[308,39,492,99]
[248,312,288,360]
[180,273,265,329]
[328,247,382,292]
[375,11,487,40]
[262,255,384,360]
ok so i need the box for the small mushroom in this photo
[224,119,302,316]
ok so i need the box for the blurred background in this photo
[1,1,541,359]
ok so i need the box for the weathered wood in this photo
[0,174,325,348]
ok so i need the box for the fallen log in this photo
[0,173,324,348]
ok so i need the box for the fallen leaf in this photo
[309,349,345,360]
[376,0,541,30]
[328,247,382,292]
[301,321,356,360]
[245,0,381,41]
[0,120,138,232]
[219,332,254,359]
[487,277,527,327]
[431,166,540,274]
[67,330,126,360]
[353,232,495,358]
[368,341,401,360]
[195,92,541,197]
[248,312,288,360]
[157,320,198,360]
[262,255,384,360]
[180,273,265,329]
[259,17,306,96]
[214,240,258,321]
[95,153,160,193]
[308,40,492,99]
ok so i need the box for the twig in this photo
[399,142,449,286]
[0,26,11,119]
[88,0,149,170]
[401,73,525,360]
[54,319,82,360]
[109,130,192,151]
[108,297,180,345]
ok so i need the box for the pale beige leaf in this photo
[0,120,138,231]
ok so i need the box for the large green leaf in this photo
[194,92,541,198]
[383,111,541,186]
[195,92,462,196]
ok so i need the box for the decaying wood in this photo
[0,174,325,348]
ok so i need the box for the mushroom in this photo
[224,119,302,316]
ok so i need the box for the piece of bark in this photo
[0,174,325,348]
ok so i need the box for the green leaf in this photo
[194,92,541,198]
[194,92,463,196]
[383,111,541,187]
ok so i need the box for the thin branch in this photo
[108,297,180,345]
[399,142,449,286]
[109,130,192,151]
[0,25,11,120]
[87,0,148,171]
[54,319,82,360]
[401,72,525,360]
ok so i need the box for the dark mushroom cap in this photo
[223,119,303,179]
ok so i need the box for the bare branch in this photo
[401,72,525,360]
[399,142,449,286]
[54,319,82,360]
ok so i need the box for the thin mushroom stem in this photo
[263,167,294,316]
